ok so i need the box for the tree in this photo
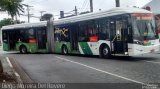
[0,18,26,28]
[40,13,53,21]
[0,18,13,28]
[0,0,24,20]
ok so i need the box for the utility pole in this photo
[115,0,120,7]
[23,4,33,23]
[90,0,93,12]
[20,14,40,19]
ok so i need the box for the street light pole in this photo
[90,0,93,12]
[23,4,33,23]
[75,6,78,15]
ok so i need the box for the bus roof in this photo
[54,7,152,25]
[2,7,152,30]
[1,21,47,30]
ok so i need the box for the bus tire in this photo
[99,44,111,58]
[19,45,27,54]
[62,45,68,55]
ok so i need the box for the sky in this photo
[0,0,152,22]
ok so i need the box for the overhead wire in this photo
[84,0,90,11]
[79,0,88,12]
[26,0,44,4]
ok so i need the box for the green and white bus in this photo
[1,22,48,53]
[1,7,160,58]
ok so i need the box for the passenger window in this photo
[88,20,98,36]
[28,28,35,39]
[2,31,8,42]
[20,29,28,43]
[99,18,110,40]
[78,22,88,42]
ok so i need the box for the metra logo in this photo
[55,28,69,37]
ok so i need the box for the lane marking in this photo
[55,56,145,84]
[144,61,160,64]
[15,72,20,77]
[6,57,13,68]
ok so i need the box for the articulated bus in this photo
[1,7,160,58]
[1,22,48,53]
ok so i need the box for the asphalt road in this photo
[1,51,160,89]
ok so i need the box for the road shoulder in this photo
[9,57,34,83]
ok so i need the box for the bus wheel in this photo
[20,46,27,54]
[62,46,68,55]
[100,45,111,58]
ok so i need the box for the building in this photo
[143,0,160,15]
[143,0,160,37]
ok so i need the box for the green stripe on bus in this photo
[79,42,93,55]
[3,43,9,51]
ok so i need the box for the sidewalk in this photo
[0,56,34,89]
[0,57,16,83]
[9,57,34,83]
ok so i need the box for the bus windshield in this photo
[132,13,158,41]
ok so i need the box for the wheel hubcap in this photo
[22,48,26,53]
[64,48,67,54]
[103,48,108,55]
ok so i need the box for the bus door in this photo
[70,24,78,50]
[8,31,14,50]
[8,30,19,50]
[36,27,47,49]
[2,30,9,51]
[110,16,128,54]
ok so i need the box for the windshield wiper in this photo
[150,22,156,36]
[135,21,143,40]
[144,22,149,36]
[144,22,156,39]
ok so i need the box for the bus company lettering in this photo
[55,28,69,37]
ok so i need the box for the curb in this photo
[9,57,34,83]
[1,57,23,84]
[0,59,2,73]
